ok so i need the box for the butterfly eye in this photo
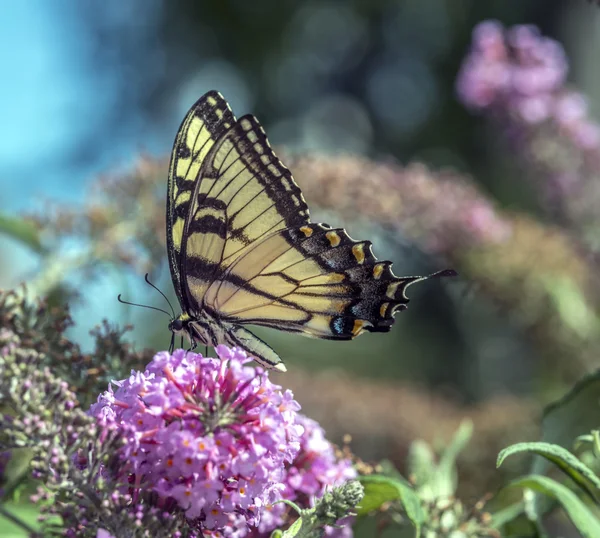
[170,319,184,332]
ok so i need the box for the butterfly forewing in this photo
[179,113,311,313]
[167,91,236,309]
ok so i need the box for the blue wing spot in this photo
[332,317,346,335]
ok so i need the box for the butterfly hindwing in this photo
[204,223,429,339]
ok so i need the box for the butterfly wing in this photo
[177,112,311,315]
[205,223,441,340]
[166,90,236,310]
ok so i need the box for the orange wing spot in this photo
[380,302,389,317]
[326,231,341,247]
[386,282,400,299]
[352,319,366,336]
[300,226,313,237]
[331,273,345,283]
[352,244,365,264]
[373,263,384,279]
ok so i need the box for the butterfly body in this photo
[166,90,455,370]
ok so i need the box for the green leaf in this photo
[507,475,600,538]
[489,500,525,529]
[280,517,303,537]
[545,276,598,339]
[358,475,424,536]
[538,370,600,473]
[0,213,45,254]
[376,458,405,481]
[498,442,600,503]
[526,371,600,534]
[407,439,436,492]
[434,420,473,497]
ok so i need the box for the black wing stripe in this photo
[223,220,288,264]
[202,144,240,200]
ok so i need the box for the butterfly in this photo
[166,90,456,371]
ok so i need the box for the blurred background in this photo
[2,0,600,525]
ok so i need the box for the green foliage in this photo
[269,481,364,538]
[494,370,600,537]
[498,442,600,502]
[0,213,45,255]
[507,475,600,537]
[358,475,425,534]
[356,421,497,537]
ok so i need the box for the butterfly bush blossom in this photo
[456,20,600,246]
[255,414,357,537]
[89,346,355,537]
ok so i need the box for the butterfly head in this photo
[168,315,187,334]
[169,309,191,332]
[168,312,220,352]
[168,312,194,352]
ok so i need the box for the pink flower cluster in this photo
[456,20,600,149]
[89,346,355,537]
[256,414,356,537]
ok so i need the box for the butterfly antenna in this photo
[117,294,172,318]
[144,273,176,318]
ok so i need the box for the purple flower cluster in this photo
[89,346,355,537]
[90,346,302,535]
[456,20,600,239]
[254,415,356,537]
[456,21,600,147]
